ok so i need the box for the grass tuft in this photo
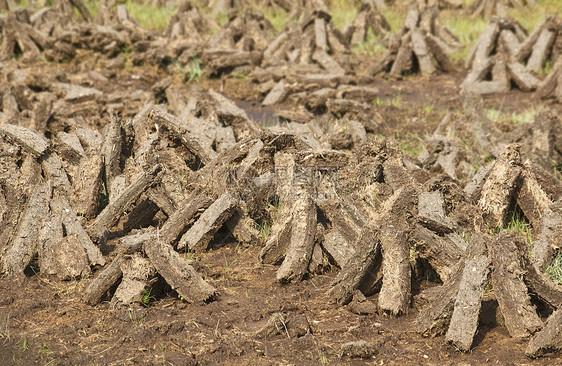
[184,249,197,264]
[257,221,271,242]
[120,1,177,31]
[545,253,562,285]
[139,287,156,307]
[187,57,202,83]
[352,30,387,56]
[381,7,404,32]
[508,0,562,33]
[492,211,533,247]
[329,0,358,30]
[487,106,544,126]
[263,9,290,32]
[397,132,425,157]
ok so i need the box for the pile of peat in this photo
[0,1,562,364]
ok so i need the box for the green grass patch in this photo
[37,344,51,356]
[263,9,290,32]
[492,211,533,248]
[0,1,27,12]
[255,198,280,243]
[83,1,176,30]
[184,249,197,264]
[170,57,203,83]
[329,0,358,30]
[85,1,99,19]
[508,0,562,33]
[121,1,177,30]
[187,57,202,83]
[352,30,387,56]
[381,7,405,32]
[545,253,562,285]
[387,92,402,108]
[397,131,425,157]
[444,16,487,61]
[372,93,403,108]
[214,12,229,27]
[486,106,544,125]
[139,287,156,307]
[504,213,532,240]
[256,221,271,242]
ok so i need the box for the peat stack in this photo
[512,15,561,73]
[207,0,249,15]
[469,0,536,19]
[200,9,276,76]
[0,61,276,308]
[0,8,52,63]
[0,122,109,280]
[461,17,540,94]
[419,92,505,182]
[268,0,330,21]
[421,94,561,205]
[536,55,562,103]
[256,8,355,107]
[344,0,391,46]
[529,16,562,102]
[259,137,421,316]
[417,143,562,355]
[368,0,459,77]
[165,0,216,43]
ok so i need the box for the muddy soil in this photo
[1,243,559,366]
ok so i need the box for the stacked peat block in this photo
[142,1,214,68]
[469,0,536,19]
[255,9,352,107]
[258,137,420,317]
[166,0,217,43]
[462,15,562,95]
[417,143,562,355]
[0,7,54,63]
[200,9,276,76]
[419,93,505,182]
[411,94,562,355]
[369,0,459,77]
[0,78,279,306]
[207,0,249,15]
[4,1,157,65]
[343,0,391,46]
[0,122,107,281]
[461,17,536,94]
[530,16,562,103]
[267,0,330,20]
[427,93,561,223]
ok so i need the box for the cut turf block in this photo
[445,254,491,352]
[488,233,543,339]
[526,306,562,358]
[177,192,238,252]
[88,164,161,242]
[329,225,380,304]
[144,238,217,303]
[1,181,51,276]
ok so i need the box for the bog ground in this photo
[1,1,562,365]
